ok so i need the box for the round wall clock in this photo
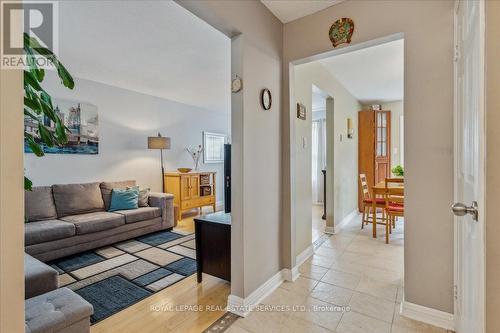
[231,76,243,93]
[260,88,272,110]
[329,18,354,48]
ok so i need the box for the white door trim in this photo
[453,0,486,332]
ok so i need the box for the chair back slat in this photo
[385,177,404,187]
[385,187,404,207]
[359,174,370,199]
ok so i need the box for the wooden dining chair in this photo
[384,186,404,244]
[384,177,404,229]
[359,174,385,229]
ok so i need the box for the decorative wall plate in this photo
[329,18,354,48]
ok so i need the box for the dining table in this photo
[371,180,405,238]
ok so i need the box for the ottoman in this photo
[25,287,93,333]
[25,253,58,299]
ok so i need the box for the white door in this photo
[453,0,485,332]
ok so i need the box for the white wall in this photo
[25,73,230,204]
[294,61,361,256]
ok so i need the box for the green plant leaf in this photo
[24,33,56,57]
[24,176,33,191]
[38,123,55,147]
[26,136,44,157]
[24,70,43,91]
[24,108,39,121]
[40,91,53,109]
[24,33,74,90]
[39,98,57,122]
[56,62,75,89]
[24,96,41,113]
[54,118,68,144]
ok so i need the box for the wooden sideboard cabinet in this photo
[164,172,216,221]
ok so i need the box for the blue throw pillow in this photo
[109,187,139,211]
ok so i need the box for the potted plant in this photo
[392,165,404,177]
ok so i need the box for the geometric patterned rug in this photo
[47,230,197,324]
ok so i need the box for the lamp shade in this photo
[148,135,171,149]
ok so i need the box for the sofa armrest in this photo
[149,192,174,228]
[24,253,58,299]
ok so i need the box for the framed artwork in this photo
[297,103,307,120]
[24,98,99,154]
[203,132,228,163]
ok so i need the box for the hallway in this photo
[228,215,450,333]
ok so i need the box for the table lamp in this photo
[148,133,171,192]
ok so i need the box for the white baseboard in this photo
[296,244,314,267]
[282,266,299,282]
[281,244,315,283]
[227,270,286,317]
[400,301,454,331]
[324,226,335,234]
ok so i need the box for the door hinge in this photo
[454,44,460,62]
[454,284,458,299]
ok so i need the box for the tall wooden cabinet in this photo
[165,172,216,221]
[358,110,391,211]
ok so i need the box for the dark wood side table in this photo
[194,211,231,283]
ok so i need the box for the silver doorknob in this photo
[452,201,478,221]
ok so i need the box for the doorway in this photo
[311,85,329,243]
[290,33,405,271]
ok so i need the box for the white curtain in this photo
[312,119,327,204]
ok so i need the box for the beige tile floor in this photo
[228,214,452,333]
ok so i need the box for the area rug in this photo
[47,230,197,324]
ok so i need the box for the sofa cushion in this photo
[24,254,58,299]
[25,220,76,246]
[53,182,105,217]
[25,186,57,222]
[100,180,136,210]
[61,212,125,235]
[114,207,161,224]
[25,287,93,333]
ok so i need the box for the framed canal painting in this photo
[24,98,99,154]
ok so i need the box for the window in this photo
[203,132,227,163]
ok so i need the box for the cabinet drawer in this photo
[197,196,215,206]
[181,200,197,210]
[181,196,215,210]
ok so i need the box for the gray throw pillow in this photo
[127,186,150,207]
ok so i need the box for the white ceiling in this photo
[56,1,231,113]
[261,0,344,23]
[319,39,404,104]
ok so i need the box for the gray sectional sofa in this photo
[25,180,174,262]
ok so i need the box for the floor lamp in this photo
[148,133,171,192]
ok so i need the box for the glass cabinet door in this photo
[376,112,388,157]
